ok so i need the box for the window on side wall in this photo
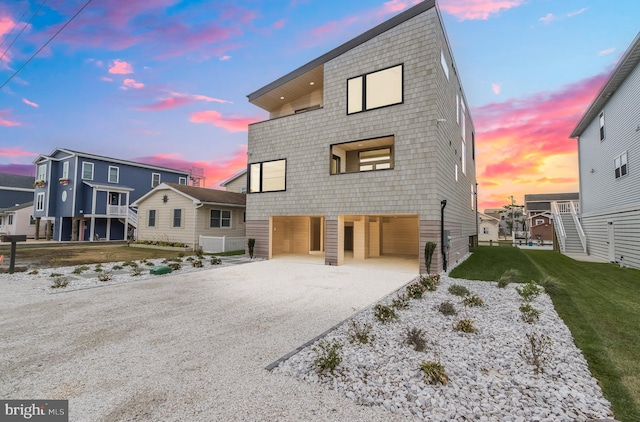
[330,136,394,174]
[8,215,13,225]
[152,173,161,187]
[210,210,232,228]
[108,166,119,183]
[248,159,286,193]
[148,210,156,227]
[178,177,187,185]
[599,112,605,141]
[347,64,403,114]
[614,152,628,179]
[62,161,69,179]
[82,162,94,180]
[535,219,545,225]
[36,193,45,211]
[172,209,182,228]
[37,164,47,182]
[483,227,489,235]
[440,50,449,81]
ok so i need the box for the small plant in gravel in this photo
[462,294,484,307]
[374,304,398,323]
[210,257,222,265]
[98,270,113,282]
[49,273,63,278]
[453,318,477,333]
[539,276,559,295]
[497,268,521,288]
[519,331,552,374]
[405,327,427,352]
[520,304,541,324]
[419,274,440,291]
[391,293,410,310]
[51,277,69,289]
[130,265,142,277]
[168,262,182,271]
[448,284,470,297]
[348,321,374,345]
[94,264,103,272]
[313,339,343,375]
[191,259,203,268]
[28,269,39,275]
[516,281,543,302]
[72,265,90,274]
[112,265,123,271]
[420,361,448,385]
[122,260,136,267]
[437,301,457,316]
[185,257,194,262]
[195,248,204,259]
[144,261,154,267]
[406,282,426,299]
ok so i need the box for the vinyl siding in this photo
[582,208,640,269]
[246,220,270,259]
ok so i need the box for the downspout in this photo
[441,200,447,272]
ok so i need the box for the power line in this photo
[0,0,92,91]
[0,1,35,53]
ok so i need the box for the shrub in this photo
[248,238,256,259]
[406,283,426,299]
[112,265,123,271]
[520,304,541,324]
[168,262,182,271]
[405,327,427,352]
[94,264,103,273]
[49,273,63,278]
[462,294,484,307]
[391,293,410,310]
[191,259,203,268]
[72,265,90,274]
[51,277,69,289]
[313,339,343,375]
[519,332,552,374]
[420,361,448,385]
[437,301,457,316]
[210,257,222,265]
[28,269,39,275]
[122,260,136,267]
[516,281,543,302]
[348,321,374,345]
[186,257,194,262]
[145,261,154,267]
[448,284,470,297]
[424,241,437,274]
[419,274,440,291]
[539,276,559,295]
[453,319,477,333]
[98,270,113,282]
[130,265,142,277]
[374,304,398,323]
[497,268,521,288]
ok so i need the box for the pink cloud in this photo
[0,14,16,37]
[109,59,133,74]
[539,13,556,24]
[219,55,231,61]
[168,91,231,104]
[131,129,160,135]
[22,98,39,108]
[0,146,37,158]
[121,78,144,89]
[440,0,524,21]
[135,97,193,111]
[598,48,615,56]
[0,109,20,126]
[189,110,260,132]
[491,83,501,95]
[272,19,285,29]
[101,76,114,82]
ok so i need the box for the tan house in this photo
[245,0,477,273]
[132,183,246,250]
[220,169,247,193]
[478,212,499,244]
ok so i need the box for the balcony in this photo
[107,205,128,216]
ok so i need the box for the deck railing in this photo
[551,201,566,252]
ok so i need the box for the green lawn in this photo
[451,246,640,422]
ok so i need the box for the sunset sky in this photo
[1,0,638,210]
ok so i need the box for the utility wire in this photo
[0,0,92,91]
[0,1,48,61]
[0,1,34,52]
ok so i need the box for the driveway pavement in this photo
[0,259,416,421]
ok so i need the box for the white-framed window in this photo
[108,166,119,183]
[599,111,605,141]
[249,159,286,193]
[82,162,94,180]
[456,94,459,124]
[440,49,449,80]
[614,152,628,179]
[62,161,69,179]
[172,209,182,227]
[347,64,403,114]
[178,177,187,185]
[37,164,47,182]
[483,227,489,235]
[152,173,161,187]
[535,219,545,225]
[8,214,13,225]
[210,209,232,228]
[148,210,156,227]
[36,192,45,211]
[455,164,458,182]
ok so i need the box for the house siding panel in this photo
[246,220,270,259]
[582,208,640,268]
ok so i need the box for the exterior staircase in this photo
[552,200,586,254]
[560,214,584,253]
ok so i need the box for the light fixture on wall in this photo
[437,118,447,123]
[162,195,168,203]
[590,168,596,174]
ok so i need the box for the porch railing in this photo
[551,201,566,252]
[569,201,587,253]
[107,205,127,216]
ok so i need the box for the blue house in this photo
[0,173,35,209]
[32,148,190,242]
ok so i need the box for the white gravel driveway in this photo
[0,259,415,421]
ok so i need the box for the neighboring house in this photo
[0,202,46,238]
[133,182,246,250]
[570,32,640,268]
[528,212,553,244]
[0,173,35,209]
[524,193,580,251]
[32,148,190,242]
[245,0,477,273]
[484,208,508,238]
[220,169,247,193]
[477,212,499,243]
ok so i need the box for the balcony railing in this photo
[107,205,127,216]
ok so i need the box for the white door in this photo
[607,221,615,262]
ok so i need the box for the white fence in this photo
[199,235,246,253]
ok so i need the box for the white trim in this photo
[108,166,120,183]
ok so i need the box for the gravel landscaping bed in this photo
[273,275,614,421]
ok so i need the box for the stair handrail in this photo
[127,207,138,227]
[551,201,566,252]
[569,201,587,253]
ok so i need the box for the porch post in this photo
[71,218,79,241]
[34,217,41,240]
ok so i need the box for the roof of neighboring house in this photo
[133,182,246,207]
[524,193,579,202]
[33,148,191,175]
[0,173,35,189]
[0,201,34,213]
[219,169,247,187]
[570,32,640,138]
[478,212,500,223]
[247,0,436,104]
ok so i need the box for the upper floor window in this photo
[614,152,628,179]
[440,50,449,80]
[148,210,156,227]
[62,161,69,179]
[347,64,403,114]
[249,159,286,193]
[37,164,47,182]
[108,166,119,183]
[82,162,94,180]
[36,193,45,211]
[172,209,182,227]
[210,209,231,228]
[152,173,161,187]
[178,177,187,185]
[330,136,394,174]
[599,112,605,141]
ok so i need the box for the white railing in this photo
[556,201,572,213]
[551,201,566,252]
[127,207,138,228]
[107,205,127,216]
[569,201,587,253]
[199,235,246,253]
